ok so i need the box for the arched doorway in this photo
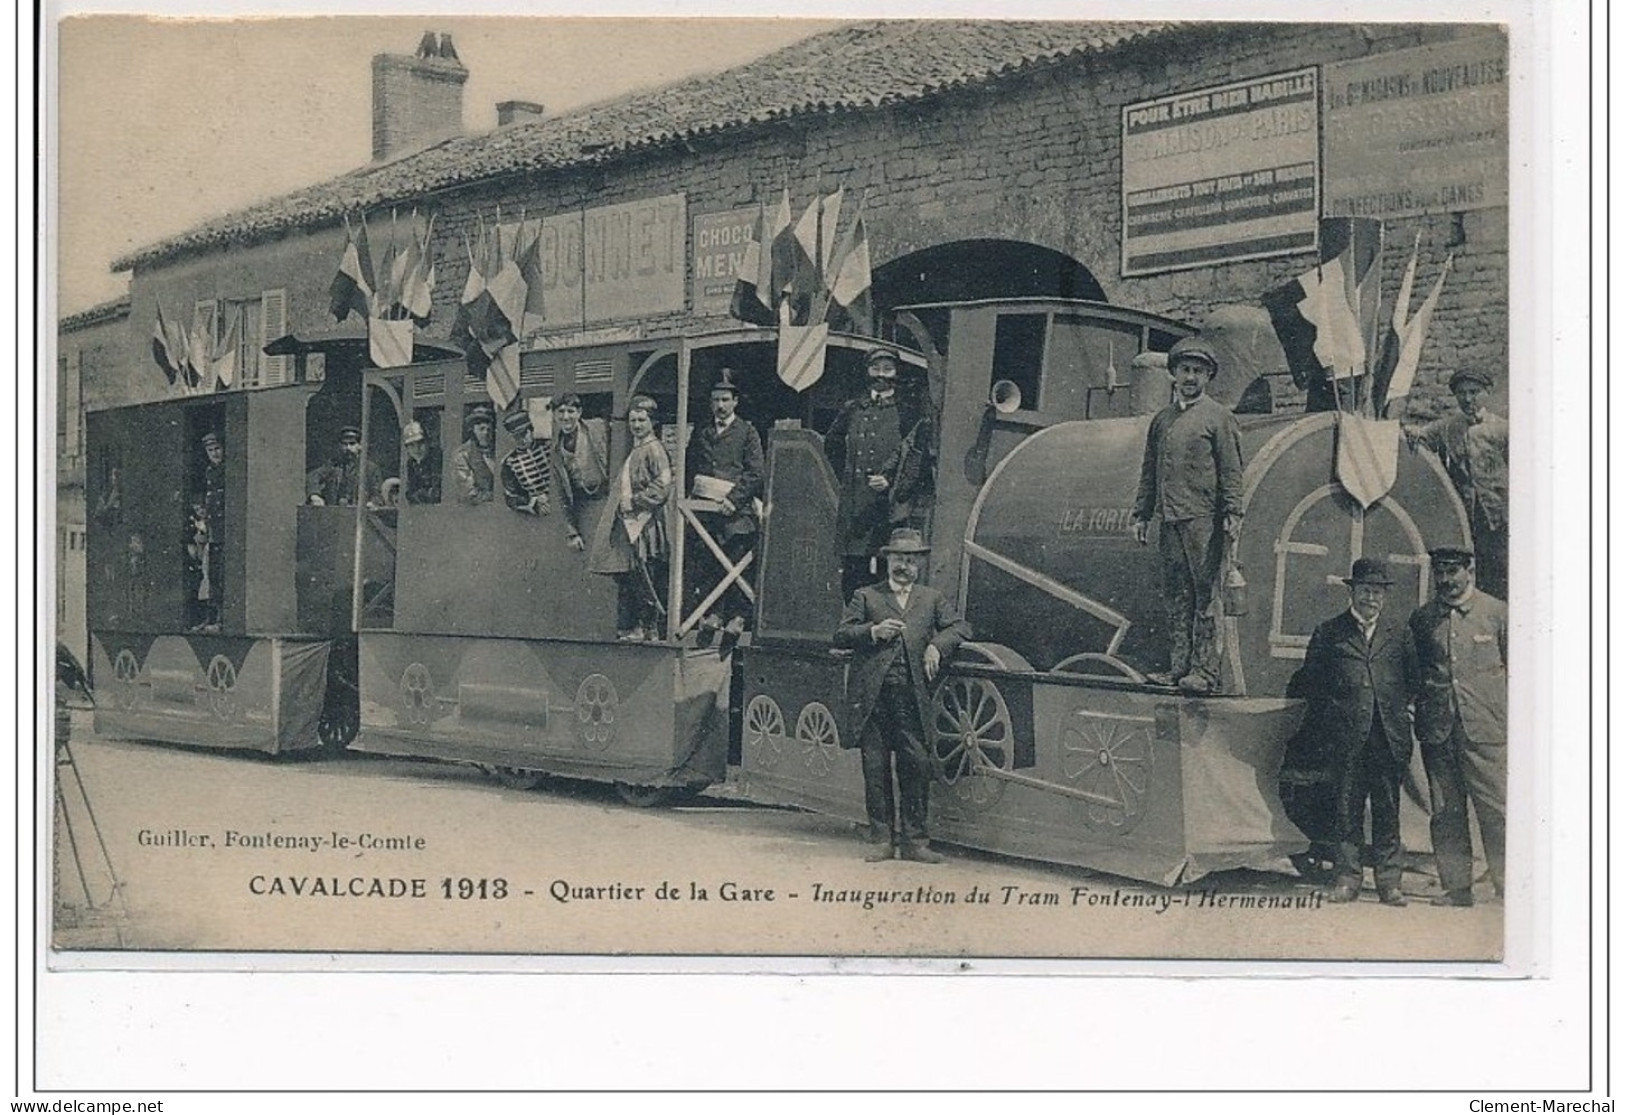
[874,240,1106,319]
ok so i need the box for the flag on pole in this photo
[818,186,844,276]
[827,212,873,335]
[1378,254,1452,409]
[486,343,522,410]
[212,314,238,388]
[151,304,180,384]
[370,318,415,369]
[329,220,375,323]
[1300,255,1366,382]
[516,221,546,327]
[776,299,829,392]
[728,204,776,326]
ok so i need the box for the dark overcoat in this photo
[1291,610,1417,768]
[832,582,969,747]
[685,417,764,539]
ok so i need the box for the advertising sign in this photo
[513,192,687,331]
[1121,67,1320,276]
[1322,36,1508,219]
[691,207,759,316]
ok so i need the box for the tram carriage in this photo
[83,329,455,754]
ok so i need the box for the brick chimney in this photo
[497,100,546,127]
[372,32,468,162]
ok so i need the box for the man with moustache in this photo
[824,345,938,599]
[684,368,764,638]
[1294,558,1418,906]
[833,527,970,864]
[306,425,384,508]
[1130,337,1245,694]
[1410,546,1509,907]
[1408,370,1510,600]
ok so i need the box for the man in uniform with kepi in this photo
[1410,546,1508,907]
[1130,336,1245,694]
[307,425,384,508]
[833,527,969,864]
[1293,558,1418,906]
[824,345,938,599]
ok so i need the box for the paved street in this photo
[50,712,1503,961]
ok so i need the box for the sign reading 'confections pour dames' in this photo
[1120,67,1320,277]
[1321,35,1509,219]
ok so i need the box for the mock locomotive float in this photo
[83,295,1471,887]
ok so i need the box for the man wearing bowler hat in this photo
[824,345,939,599]
[1408,369,1510,599]
[833,527,970,863]
[1410,546,1508,906]
[1294,558,1419,905]
[685,368,764,638]
[1130,336,1245,694]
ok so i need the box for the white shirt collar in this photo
[888,577,912,602]
[714,414,735,433]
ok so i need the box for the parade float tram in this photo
[343,296,1472,887]
[84,296,1473,887]
[84,329,455,755]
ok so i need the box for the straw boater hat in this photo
[1343,557,1395,586]
[1167,336,1220,373]
[880,527,931,554]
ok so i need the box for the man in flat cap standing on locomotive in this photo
[1131,337,1245,694]
[1408,369,1510,600]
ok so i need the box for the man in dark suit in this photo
[685,368,765,637]
[1295,558,1418,905]
[1410,546,1508,907]
[1130,336,1245,694]
[833,528,970,863]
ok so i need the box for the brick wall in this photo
[372,53,468,163]
[124,21,1508,420]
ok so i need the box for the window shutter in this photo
[260,289,289,386]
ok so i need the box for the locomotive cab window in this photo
[990,313,1045,413]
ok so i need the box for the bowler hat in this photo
[1344,557,1395,586]
[1449,369,1494,391]
[865,346,901,371]
[501,409,532,434]
[1167,336,1220,373]
[339,425,362,444]
[402,421,426,445]
[1429,546,1475,567]
[880,527,931,554]
[710,368,744,396]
